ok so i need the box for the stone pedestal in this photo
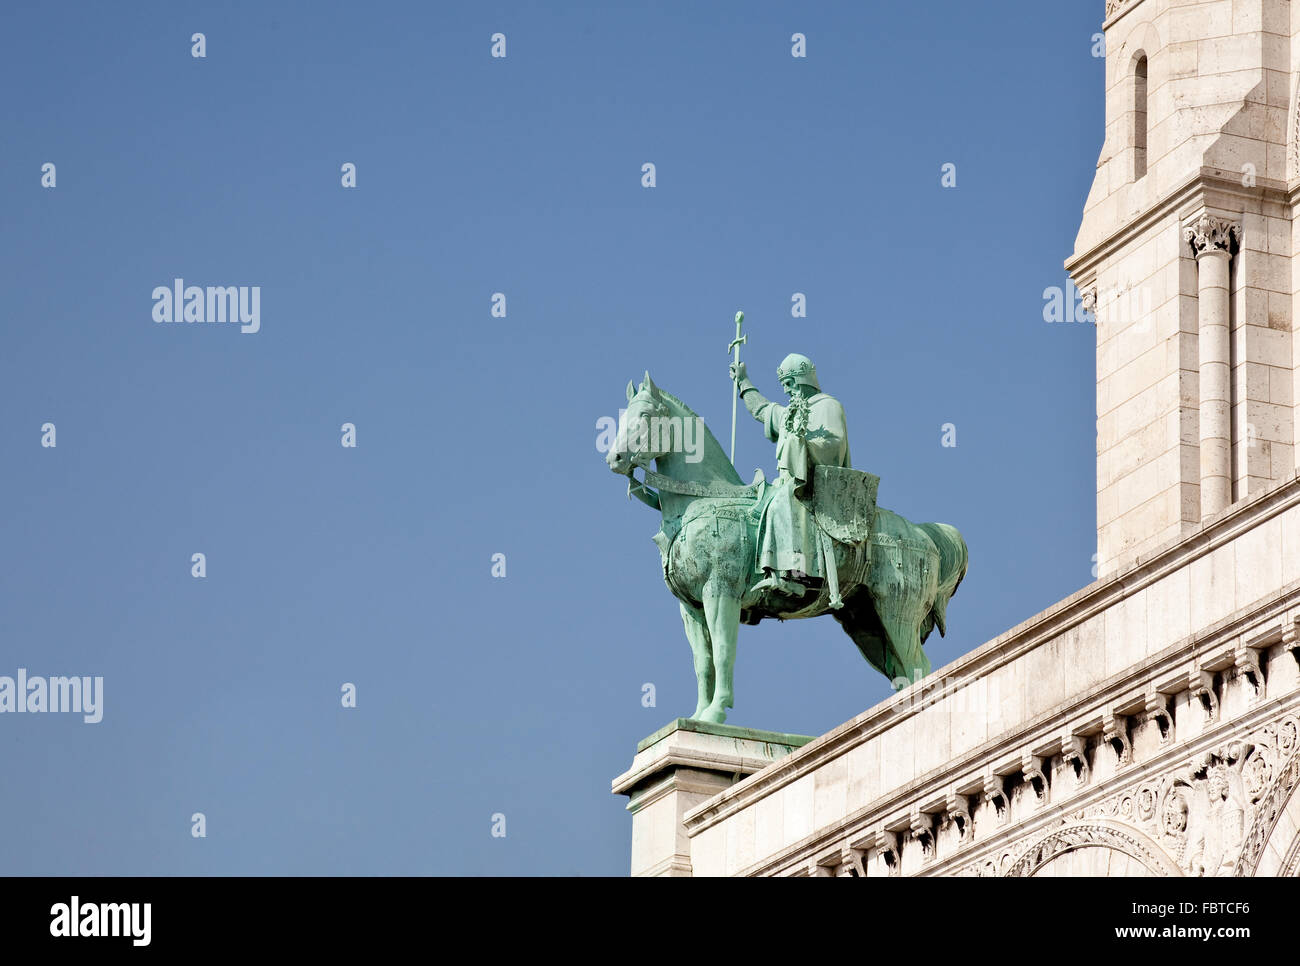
[611,718,814,877]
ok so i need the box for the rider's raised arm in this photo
[732,362,784,443]
[741,382,785,444]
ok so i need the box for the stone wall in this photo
[1067,0,1297,575]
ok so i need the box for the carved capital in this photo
[1184,214,1240,258]
[1079,287,1097,319]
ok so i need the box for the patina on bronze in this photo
[606,341,968,725]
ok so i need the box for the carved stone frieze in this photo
[1234,716,1299,876]
[1004,820,1181,877]
[1073,714,1299,877]
[1281,833,1300,877]
[808,655,1298,880]
[964,847,1018,878]
[1292,77,1300,176]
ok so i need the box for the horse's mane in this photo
[649,382,741,482]
[654,386,699,419]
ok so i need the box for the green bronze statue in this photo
[733,352,851,600]
[606,330,968,725]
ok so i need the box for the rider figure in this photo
[730,353,851,598]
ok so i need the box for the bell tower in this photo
[1066,0,1298,576]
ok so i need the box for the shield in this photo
[808,465,879,545]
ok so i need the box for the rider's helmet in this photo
[777,353,819,392]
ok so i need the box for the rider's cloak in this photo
[749,392,851,576]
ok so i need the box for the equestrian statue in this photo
[605,313,968,724]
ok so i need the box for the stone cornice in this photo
[1103,0,1146,29]
[612,717,813,799]
[922,695,1300,878]
[1064,168,1289,284]
[633,717,813,754]
[613,746,799,798]
[723,599,1300,876]
[682,472,1300,840]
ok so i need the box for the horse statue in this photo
[605,371,968,724]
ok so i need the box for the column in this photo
[1184,213,1240,518]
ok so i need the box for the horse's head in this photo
[606,371,672,475]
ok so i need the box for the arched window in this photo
[1133,55,1148,180]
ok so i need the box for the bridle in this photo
[614,395,767,505]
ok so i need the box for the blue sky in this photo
[1,1,1103,875]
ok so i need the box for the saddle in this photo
[647,463,879,612]
[745,465,879,612]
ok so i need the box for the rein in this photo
[631,466,765,500]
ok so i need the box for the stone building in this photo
[613,0,1300,877]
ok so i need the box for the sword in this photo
[728,310,746,467]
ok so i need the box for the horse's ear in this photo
[644,371,660,398]
[626,379,636,402]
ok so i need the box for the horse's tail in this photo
[917,523,968,640]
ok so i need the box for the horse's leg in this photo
[698,584,742,724]
[679,601,714,720]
